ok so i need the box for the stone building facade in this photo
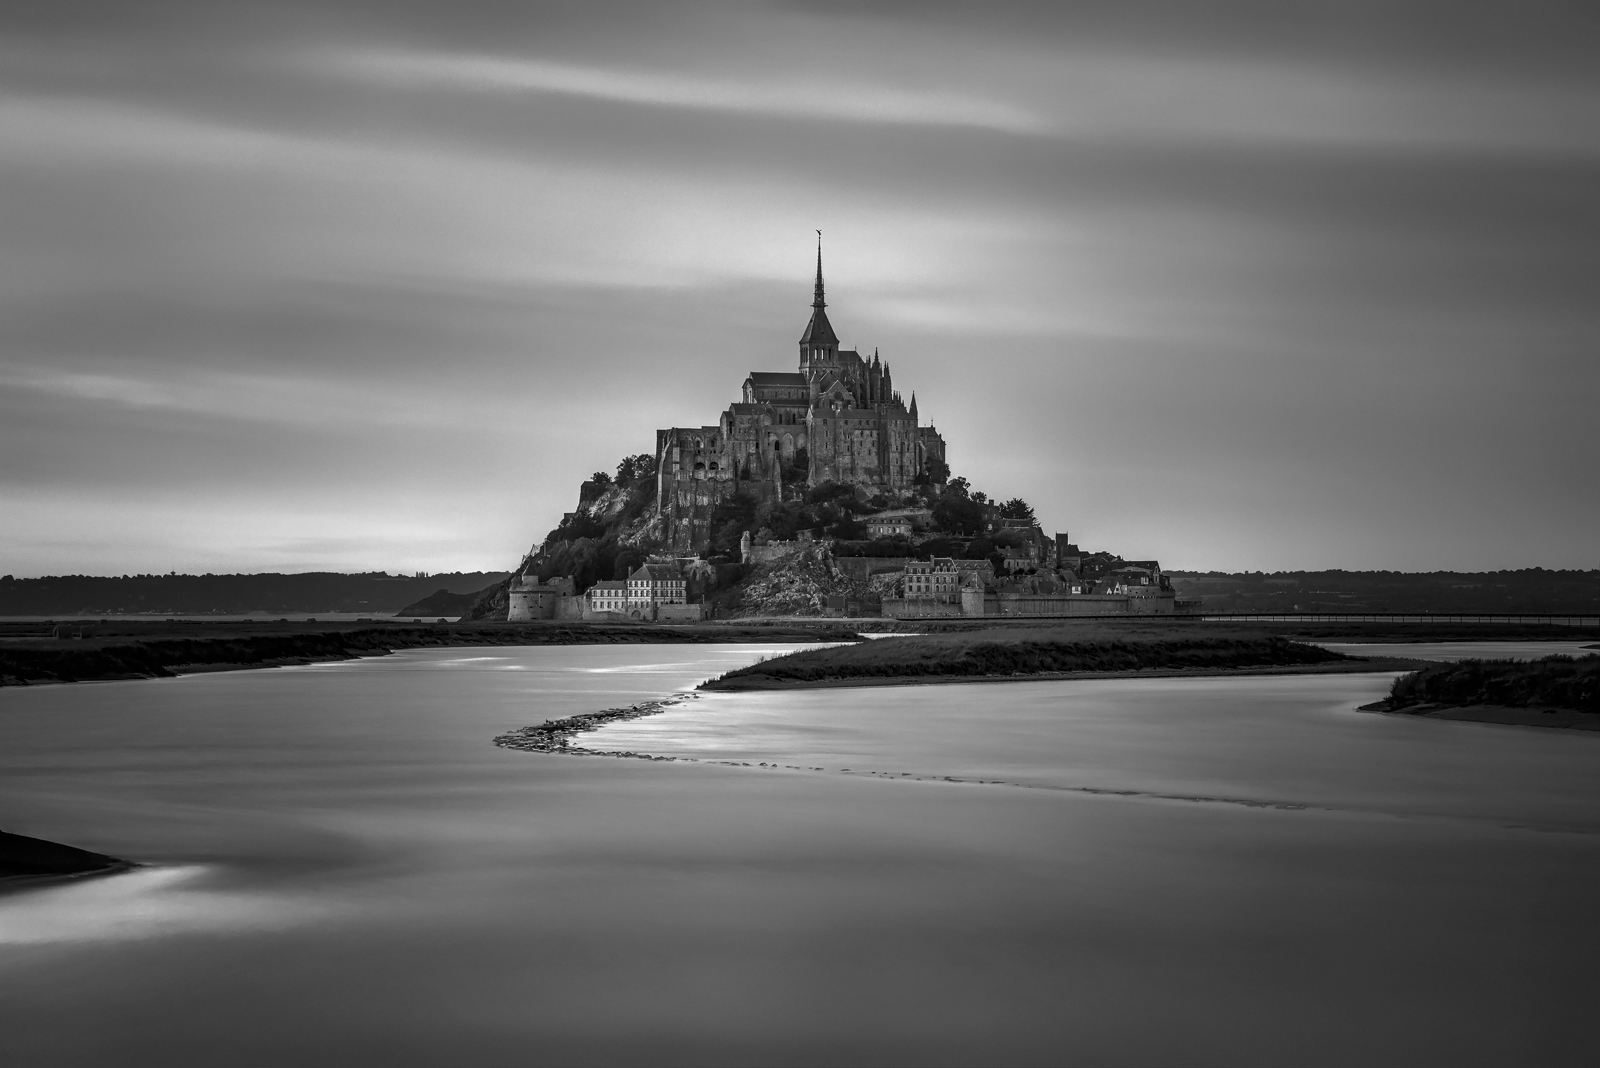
[656,246,947,552]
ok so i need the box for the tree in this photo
[830,514,867,540]
[589,471,612,487]
[998,497,1036,524]
[931,495,984,537]
[965,538,995,559]
[923,457,950,484]
[613,548,645,580]
[550,510,606,542]
[709,491,760,556]
[806,480,856,505]
[780,446,809,485]
[945,476,970,499]
[615,453,655,488]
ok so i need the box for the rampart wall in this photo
[833,556,917,582]
[880,599,966,619]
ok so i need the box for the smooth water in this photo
[2,642,1598,1066]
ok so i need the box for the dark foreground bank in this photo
[0,619,864,686]
[700,628,1398,691]
[0,829,130,886]
[1363,654,1600,731]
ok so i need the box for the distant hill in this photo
[0,572,511,617]
[394,588,486,618]
[1169,569,1600,615]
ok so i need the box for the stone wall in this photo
[881,598,966,619]
[656,603,709,623]
[989,592,1177,617]
[832,556,916,583]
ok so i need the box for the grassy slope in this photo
[0,830,128,880]
[1387,654,1600,714]
[703,623,1353,689]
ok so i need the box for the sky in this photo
[2,1,1597,576]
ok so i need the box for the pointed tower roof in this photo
[799,233,839,347]
[909,391,918,420]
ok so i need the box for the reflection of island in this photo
[1363,654,1600,731]
[699,623,1427,691]
[1,829,130,884]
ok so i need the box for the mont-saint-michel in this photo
[4,6,1599,1065]
[496,246,1185,625]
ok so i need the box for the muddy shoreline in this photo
[0,621,864,688]
[0,829,135,891]
[1358,699,1600,732]
[700,656,1432,691]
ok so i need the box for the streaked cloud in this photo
[320,47,1052,135]
[0,2,1596,574]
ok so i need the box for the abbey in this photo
[656,247,947,552]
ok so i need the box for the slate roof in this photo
[746,372,807,386]
[629,563,681,581]
[799,306,839,346]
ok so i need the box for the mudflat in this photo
[0,618,862,687]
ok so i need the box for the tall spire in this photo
[799,231,839,354]
[813,230,825,308]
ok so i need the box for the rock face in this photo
[729,544,881,617]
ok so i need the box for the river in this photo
[1,641,1596,1066]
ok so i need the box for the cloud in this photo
[315,47,1052,135]
[0,4,1596,574]
[0,366,460,428]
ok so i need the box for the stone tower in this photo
[799,237,840,377]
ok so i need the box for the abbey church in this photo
[656,247,947,552]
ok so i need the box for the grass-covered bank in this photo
[1,829,130,885]
[700,628,1378,690]
[1363,654,1600,731]
[0,620,864,686]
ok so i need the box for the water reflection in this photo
[0,642,1596,1065]
[0,865,333,945]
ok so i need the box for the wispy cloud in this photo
[0,367,458,429]
[316,47,1052,135]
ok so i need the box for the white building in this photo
[627,563,686,615]
[903,557,961,602]
[588,580,627,614]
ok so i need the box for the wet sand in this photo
[1361,701,1600,731]
[3,643,1598,1065]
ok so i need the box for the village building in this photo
[866,514,913,539]
[588,580,627,614]
[903,558,963,602]
[627,563,686,615]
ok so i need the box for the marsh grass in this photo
[706,630,1347,686]
[1388,654,1600,713]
